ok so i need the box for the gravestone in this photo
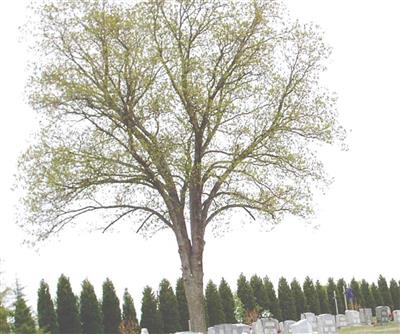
[141,329,149,334]
[335,314,347,329]
[317,314,337,334]
[345,310,360,326]
[283,320,296,334]
[359,308,372,325]
[251,318,279,334]
[301,313,317,332]
[393,310,400,323]
[289,319,313,334]
[208,324,251,334]
[376,306,390,324]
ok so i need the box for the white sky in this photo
[1,0,400,313]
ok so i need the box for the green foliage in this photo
[278,277,296,321]
[205,280,225,326]
[263,277,281,321]
[236,274,256,313]
[350,278,364,308]
[56,275,81,334]
[80,279,103,334]
[159,279,180,333]
[0,304,11,334]
[102,278,121,334]
[37,280,59,334]
[336,279,347,314]
[378,275,393,309]
[218,278,236,324]
[371,283,383,307]
[140,287,162,334]
[250,275,269,312]
[14,291,36,334]
[389,279,400,310]
[175,279,189,331]
[303,277,320,315]
[122,288,140,334]
[233,295,245,324]
[360,280,376,315]
[315,281,330,314]
[291,278,306,319]
[326,278,342,315]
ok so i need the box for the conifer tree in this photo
[250,275,269,311]
[140,286,162,334]
[205,280,225,326]
[37,280,58,334]
[360,280,375,311]
[56,275,81,334]
[263,277,282,321]
[377,275,393,309]
[336,279,347,313]
[236,274,256,313]
[0,265,11,334]
[350,278,364,308]
[176,278,189,331]
[326,278,342,315]
[218,278,236,324]
[278,277,296,321]
[303,277,320,315]
[389,279,400,310]
[291,279,305,320]
[315,281,330,314]
[102,278,121,334]
[121,288,140,334]
[80,279,103,334]
[371,283,383,307]
[159,279,180,333]
[14,285,36,334]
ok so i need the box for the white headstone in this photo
[283,320,296,334]
[376,306,391,324]
[141,329,149,334]
[393,310,400,323]
[345,310,361,326]
[317,314,337,334]
[289,319,313,334]
[359,308,372,325]
[335,314,347,329]
[252,318,279,334]
[301,313,317,332]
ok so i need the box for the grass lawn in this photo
[339,323,400,333]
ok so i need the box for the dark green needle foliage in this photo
[291,279,306,319]
[121,288,140,334]
[389,279,400,310]
[37,279,59,334]
[303,277,320,315]
[14,288,36,334]
[205,280,225,326]
[377,275,393,309]
[371,283,383,307]
[175,278,189,331]
[159,279,180,333]
[218,278,236,324]
[80,279,103,334]
[250,275,269,312]
[315,281,330,314]
[278,277,296,321]
[140,287,162,334]
[237,274,256,313]
[264,277,281,321]
[102,278,121,334]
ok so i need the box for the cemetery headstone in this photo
[375,306,391,325]
[289,319,313,334]
[283,320,296,334]
[208,324,251,334]
[393,310,400,323]
[301,313,317,332]
[141,329,149,334]
[359,308,372,325]
[345,310,361,326]
[335,314,347,329]
[317,314,337,334]
[251,318,279,334]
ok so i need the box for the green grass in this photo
[339,323,400,333]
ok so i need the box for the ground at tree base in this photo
[339,323,400,333]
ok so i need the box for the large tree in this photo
[250,275,269,312]
[159,279,181,333]
[19,0,342,331]
[13,287,36,334]
[389,279,400,311]
[121,288,140,334]
[360,280,375,314]
[219,278,236,324]
[264,277,281,320]
[303,277,320,315]
[326,278,342,315]
[37,280,59,334]
[205,280,225,326]
[140,287,162,334]
[102,278,121,334]
[291,278,305,320]
[315,281,329,314]
[80,279,103,334]
[377,275,393,309]
[236,274,256,313]
[278,277,296,321]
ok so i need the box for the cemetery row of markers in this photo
[203,307,400,334]
[3,273,400,334]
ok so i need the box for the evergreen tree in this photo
[371,283,383,307]
[37,280,59,334]
[389,279,400,310]
[290,279,305,320]
[336,279,347,313]
[377,275,393,309]
[102,278,121,334]
[80,279,103,334]
[159,279,180,333]
[236,274,256,312]
[121,288,140,334]
[263,277,281,321]
[278,277,296,321]
[350,278,364,308]
[0,304,11,333]
[326,278,342,315]
[250,275,269,311]
[315,281,330,314]
[175,278,189,331]
[205,280,225,326]
[140,286,162,334]
[303,277,320,315]
[13,287,36,334]
[360,280,375,311]
[218,278,236,324]
[56,275,81,334]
